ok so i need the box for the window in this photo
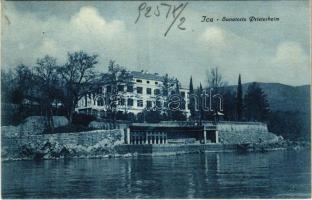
[127,85,133,92]
[156,100,162,108]
[146,88,152,95]
[137,87,143,94]
[155,81,158,85]
[136,79,142,83]
[146,100,152,108]
[97,87,102,94]
[127,98,133,106]
[118,98,125,106]
[154,89,160,95]
[97,98,104,106]
[106,85,111,93]
[118,85,124,92]
[147,80,150,84]
[137,100,143,107]
[181,91,185,98]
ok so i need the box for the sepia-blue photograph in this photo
[1,0,311,199]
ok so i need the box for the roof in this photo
[130,71,164,82]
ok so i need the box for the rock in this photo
[3,129,125,160]
[2,116,69,137]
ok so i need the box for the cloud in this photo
[2,2,310,86]
[69,6,125,41]
[2,4,133,69]
[273,41,308,66]
[266,41,310,84]
[195,26,310,86]
[199,26,226,48]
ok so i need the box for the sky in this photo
[2,0,310,87]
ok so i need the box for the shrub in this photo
[72,113,96,126]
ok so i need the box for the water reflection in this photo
[2,150,311,198]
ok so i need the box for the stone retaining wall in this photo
[2,116,69,137]
[216,121,268,133]
[216,122,278,144]
[2,129,124,160]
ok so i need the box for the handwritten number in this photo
[160,3,172,19]
[135,2,146,24]
[154,5,160,17]
[172,4,184,19]
[178,17,186,30]
[164,2,188,37]
[145,6,152,17]
[135,2,188,37]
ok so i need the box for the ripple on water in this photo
[2,149,311,198]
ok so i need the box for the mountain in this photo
[226,82,310,141]
[227,82,310,113]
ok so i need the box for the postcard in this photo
[1,0,311,199]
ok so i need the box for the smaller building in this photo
[125,122,219,145]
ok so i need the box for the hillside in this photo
[227,82,310,113]
[227,82,310,141]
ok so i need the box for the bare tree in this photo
[103,60,133,125]
[33,55,60,132]
[206,67,226,91]
[59,51,98,125]
[206,67,227,118]
[161,74,176,118]
[14,64,34,103]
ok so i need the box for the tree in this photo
[144,109,162,123]
[223,89,236,121]
[206,67,227,120]
[1,69,20,125]
[59,51,98,125]
[236,74,243,121]
[244,82,270,122]
[188,76,196,120]
[161,74,176,117]
[168,79,186,121]
[14,64,34,103]
[11,64,35,123]
[102,60,133,125]
[206,67,226,91]
[33,55,61,132]
[196,82,204,123]
[1,69,16,103]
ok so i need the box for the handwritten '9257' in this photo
[135,2,188,37]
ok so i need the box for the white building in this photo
[76,70,190,118]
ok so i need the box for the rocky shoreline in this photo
[239,139,310,153]
[4,116,304,161]
[2,138,309,161]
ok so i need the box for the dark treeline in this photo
[1,53,188,131]
[2,51,99,132]
[187,67,270,123]
[1,53,308,141]
[187,67,308,141]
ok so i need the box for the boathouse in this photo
[125,122,219,145]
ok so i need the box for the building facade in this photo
[76,70,190,118]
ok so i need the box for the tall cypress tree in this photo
[170,79,186,121]
[244,82,270,122]
[236,74,243,121]
[189,76,195,119]
[198,83,204,123]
